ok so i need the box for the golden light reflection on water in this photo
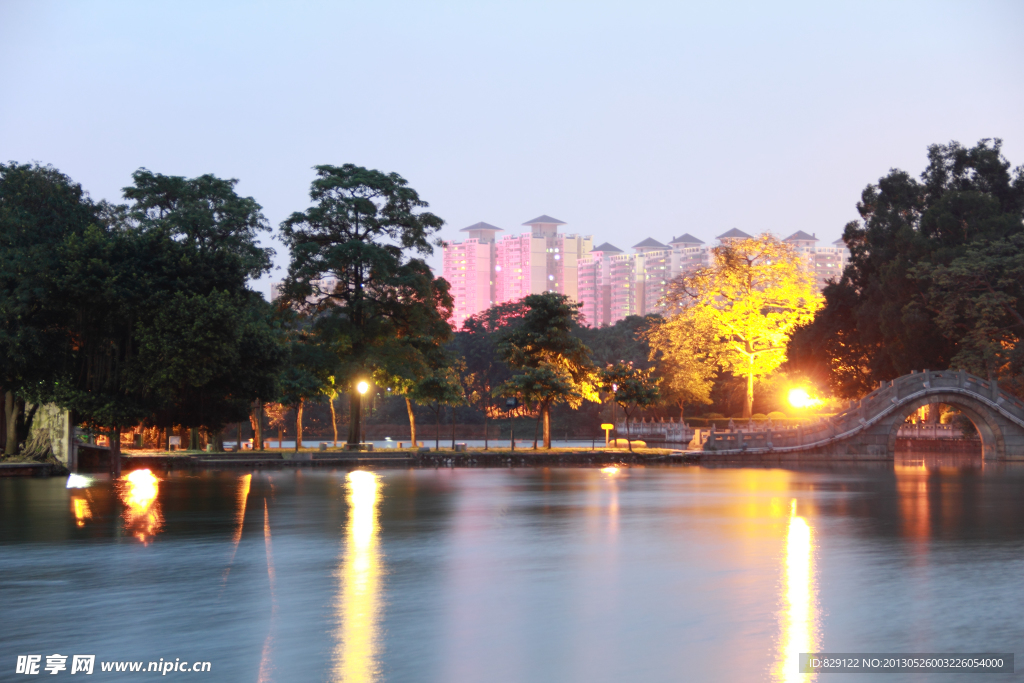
[117,469,163,544]
[333,470,383,683]
[71,495,92,527]
[222,473,252,585]
[774,499,819,683]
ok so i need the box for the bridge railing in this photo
[698,369,1024,452]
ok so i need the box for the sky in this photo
[2,0,1022,299]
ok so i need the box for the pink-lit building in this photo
[443,215,592,330]
[442,222,502,330]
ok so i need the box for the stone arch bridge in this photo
[700,370,1024,461]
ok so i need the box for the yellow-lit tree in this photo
[662,235,822,417]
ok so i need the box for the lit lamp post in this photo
[611,382,618,445]
[357,381,369,450]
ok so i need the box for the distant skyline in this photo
[2,1,1022,299]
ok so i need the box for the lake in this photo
[2,457,1022,681]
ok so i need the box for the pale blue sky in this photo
[2,1,1022,298]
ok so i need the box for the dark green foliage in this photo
[788,139,1024,397]
[599,361,660,451]
[495,292,598,448]
[279,164,453,445]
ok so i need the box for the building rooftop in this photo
[669,233,705,245]
[784,230,818,242]
[716,228,753,240]
[460,221,504,232]
[832,237,846,245]
[591,242,623,253]
[521,214,566,226]
[632,237,668,250]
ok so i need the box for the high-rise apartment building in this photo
[441,215,849,330]
[442,222,502,329]
[443,215,592,330]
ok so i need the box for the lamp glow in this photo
[357,381,369,395]
[788,388,820,409]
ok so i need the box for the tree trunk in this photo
[543,404,551,449]
[405,396,416,448]
[278,426,283,449]
[296,397,304,451]
[625,408,633,452]
[214,428,224,452]
[435,407,440,451]
[483,404,489,450]
[236,422,243,450]
[254,399,263,451]
[678,400,685,421]
[745,356,754,419]
[926,403,940,424]
[348,389,361,447]
[330,396,338,447]
[533,406,541,450]
[451,406,456,450]
[4,390,19,456]
[189,427,200,451]
[110,428,121,476]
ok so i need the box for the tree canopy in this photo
[662,234,821,417]
[495,292,598,448]
[788,139,1024,397]
[278,164,453,446]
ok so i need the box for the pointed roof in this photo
[632,237,667,249]
[591,242,623,253]
[670,233,704,245]
[522,214,566,226]
[716,228,752,240]
[832,237,846,245]
[784,230,818,242]
[460,221,503,232]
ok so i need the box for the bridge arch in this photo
[883,391,1003,459]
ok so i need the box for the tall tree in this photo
[664,234,821,417]
[913,233,1024,385]
[0,163,98,455]
[279,164,453,447]
[788,139,1024,396]
[51,169,279,468]
[496,292,598,448]
[410,363,465,451]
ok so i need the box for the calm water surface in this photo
[2,458,1023,682]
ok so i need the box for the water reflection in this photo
[333,471,383,683]
[117,469,163,544]
[71,494,92,527]
[258,499,277,683]
[222,474,252,584]
[775,499,819,683]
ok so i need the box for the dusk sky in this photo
[2,1,1022,298]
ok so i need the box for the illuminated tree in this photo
[663,234,822,418]
[645,314,717,419]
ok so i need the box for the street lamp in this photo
[357,381,369,449]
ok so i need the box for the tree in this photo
[451,301,525,449]
[645,314,717,419]
[496,293,598,448]
[279,164,453,447]
[599,362,661,452]
[665,234,821,418]
[50,169,279,468]
[788,139,1024,397]
[0,163,98,455]
[913,232,1024,383]
[276,322,336,451]
[410,363,465,450]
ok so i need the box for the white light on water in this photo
[66,474,92,489]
